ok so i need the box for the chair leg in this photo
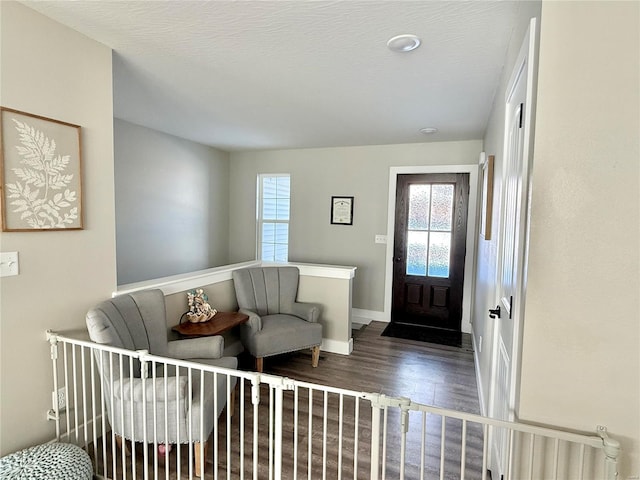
[115,435,130,456]
[195,440,208,477]
[256,357,264,372]
[311,346,320,368]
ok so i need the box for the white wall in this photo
[229,140,481,313]
[519,2,639,477]
[114,119,230,284]
[0,1,116,454]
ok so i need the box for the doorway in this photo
[391,173,470,331]
[383,165,479,335]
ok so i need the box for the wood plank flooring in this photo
[263,321,479,414]
[90,321,483,479]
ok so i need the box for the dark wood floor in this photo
[90,321,483,479]
[264,321,480,415]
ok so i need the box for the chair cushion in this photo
[232,267,300,316]
[192,356,238,371]
[247,314,322,358]
[114,376,187,402]
[86,289,169,356]
[111,356,239,444]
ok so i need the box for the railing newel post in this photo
[47,331,61,440]
[365,392,384,480]
[598,425,620,479]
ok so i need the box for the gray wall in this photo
[229,140,481,312]
[114,119,230,284]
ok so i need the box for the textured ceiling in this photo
[22,1,535,151]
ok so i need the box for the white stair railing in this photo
[365,392,620,480]
[47,331,620,480]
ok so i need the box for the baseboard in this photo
[51,412,105,447]
[471,333,488,416]
[321,337,353,355]
[352,308,389,323]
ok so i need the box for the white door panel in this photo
[489,17,538,480]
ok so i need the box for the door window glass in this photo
[427,232,451,277]
[407,231,428,276]
[430,185,454,231]
[406,183,454,278]
[408,185,431,230]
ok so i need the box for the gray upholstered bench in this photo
[0,442,92,480]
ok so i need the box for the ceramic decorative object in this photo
[185,288,217,323]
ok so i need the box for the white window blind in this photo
[257,174,290,262]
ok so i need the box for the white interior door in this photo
[489,18,538,480]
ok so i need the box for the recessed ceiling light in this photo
[420,127,438,134]
[387,34,421,53]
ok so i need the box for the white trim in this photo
[383,164,480,333]
[116,261,356,296]
[54,414,105,449]
[472,332,488,416]
[116,260,261,296]
[267,262,357,280]
[321,337,353,355]
[352,308,388,323]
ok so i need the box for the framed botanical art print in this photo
[1,107,83,231]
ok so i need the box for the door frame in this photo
[383,165,479,333]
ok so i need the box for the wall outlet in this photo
[53,388,66,411]
[375,234,387,244]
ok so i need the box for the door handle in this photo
[489,305,501,319]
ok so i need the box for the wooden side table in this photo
[172,311,249,338]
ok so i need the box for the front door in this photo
[391,173,469,331]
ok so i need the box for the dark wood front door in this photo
[392,173,469,331]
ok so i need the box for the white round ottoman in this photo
[0,442,92,480]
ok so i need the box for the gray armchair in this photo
[232,266,322,372]
[86,289,237,476]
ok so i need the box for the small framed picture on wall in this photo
[331,196,354,225]
[480,153,495,240]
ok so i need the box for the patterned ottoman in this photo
[0,442,92,479]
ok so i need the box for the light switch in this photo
[0,252,19,277]
[375,235,387,244]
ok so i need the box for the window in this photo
[406,183,454,278]
[257,174,290,262]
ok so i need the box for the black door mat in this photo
[381,322,473,351]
